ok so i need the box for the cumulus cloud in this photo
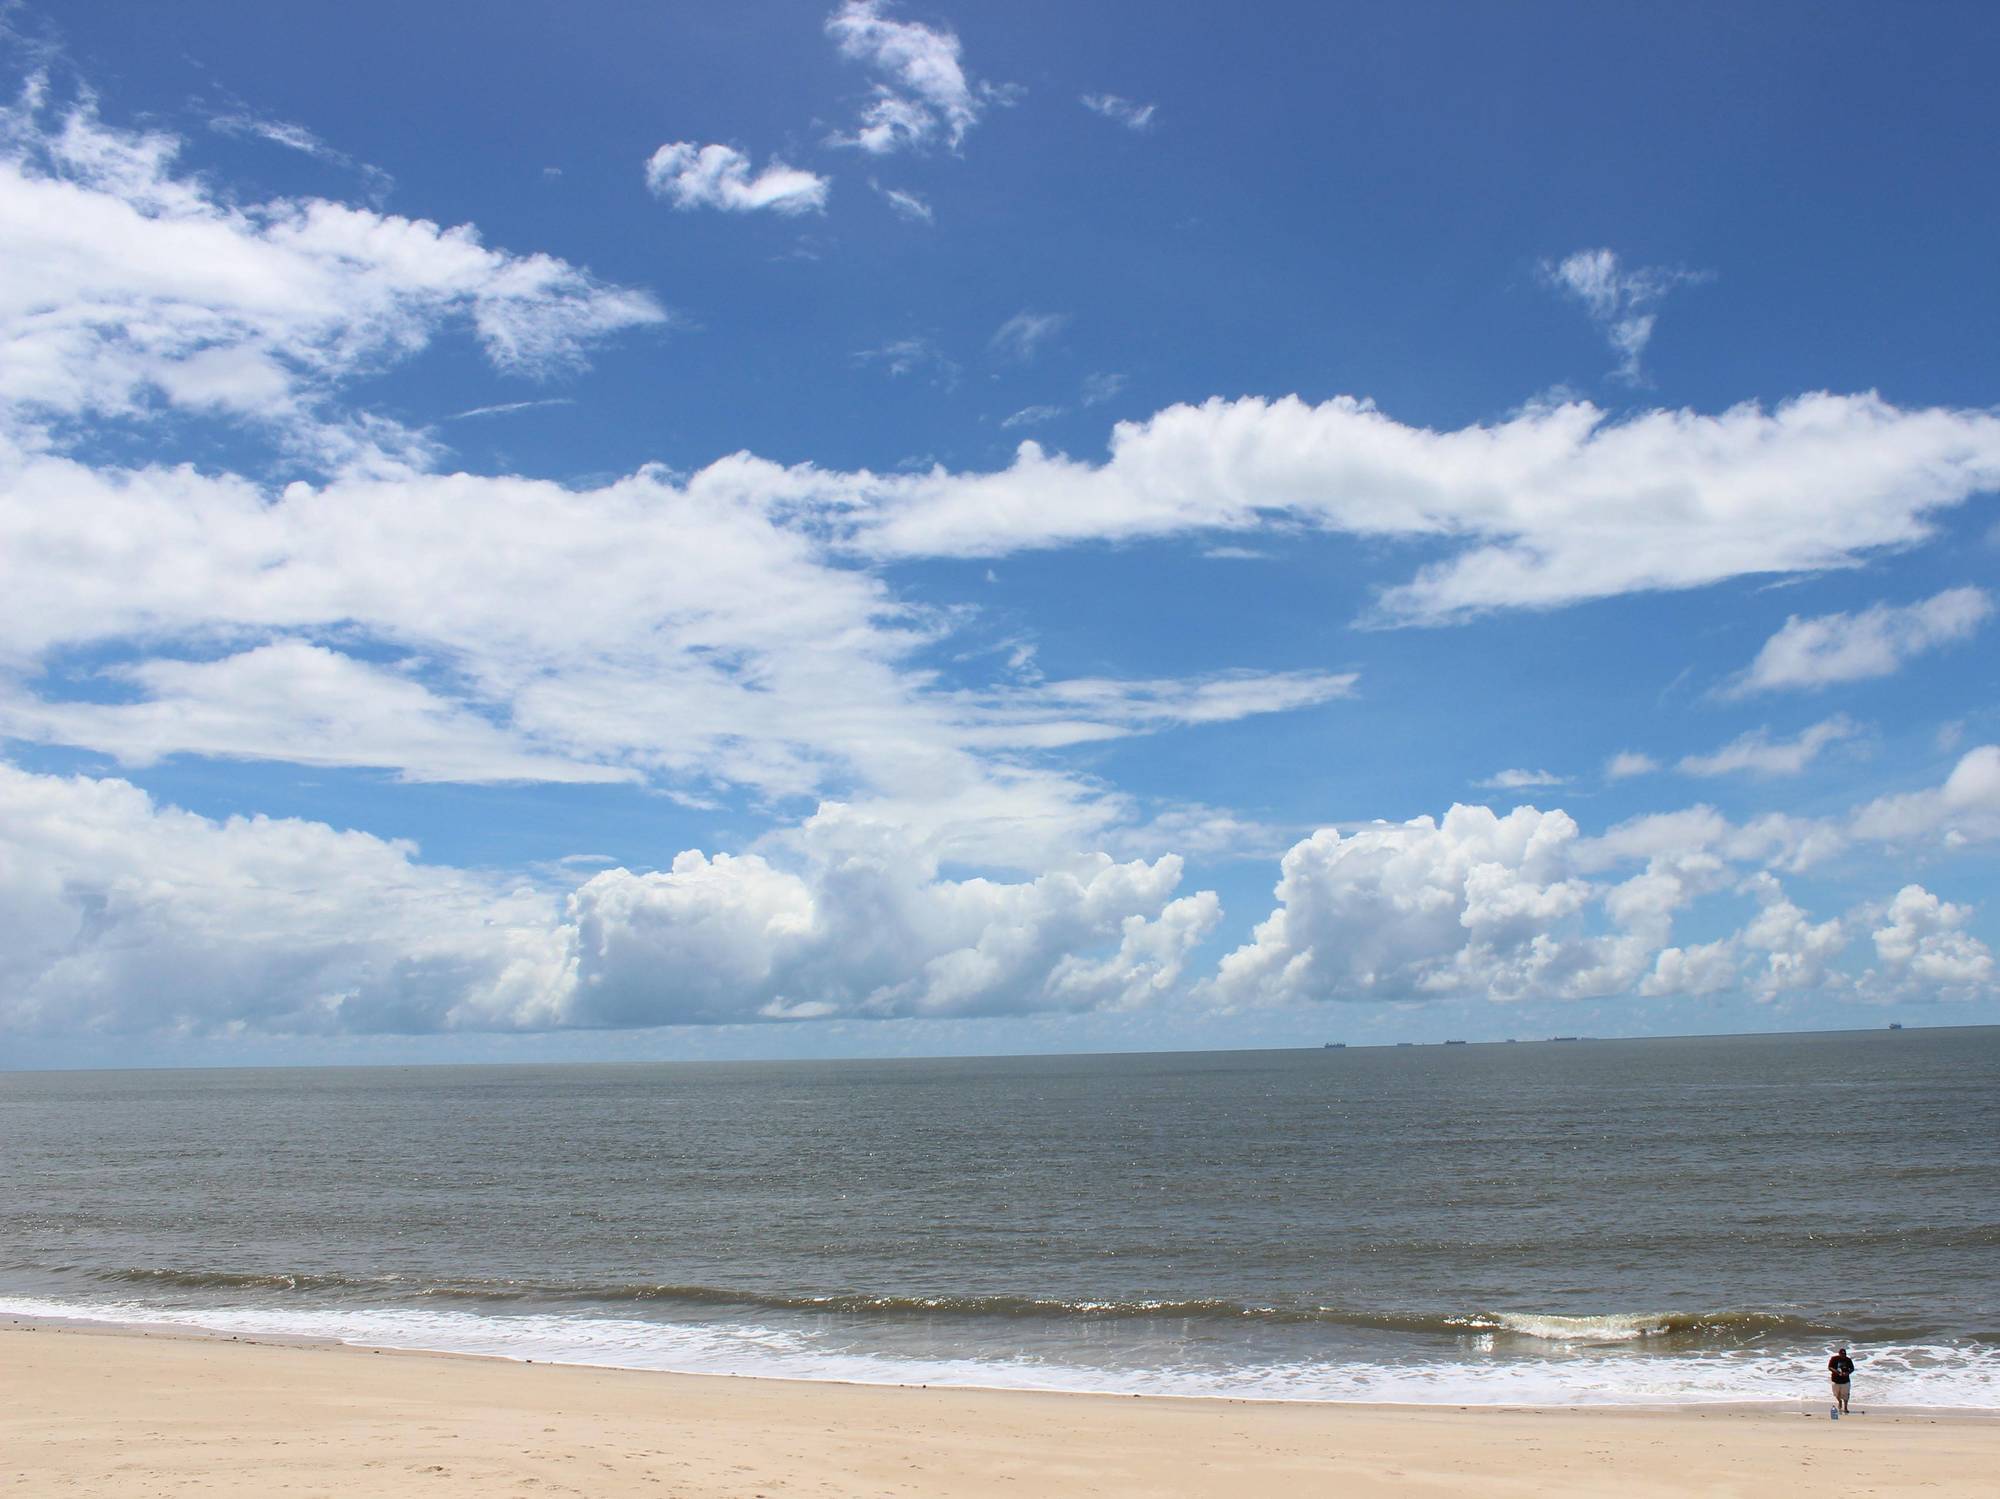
[0,85,661,471]
[1542,247,1709,385]
[569,813,1218,1026]
[1728,587,1993,696]
[825,0,1003,154]
[1738,872,1849,998]
[1861,884,1995,1001]
[1640,937,1739,998]
[1210,763,1999,1017]
[0,764,1218,1037]
[1080,93,1156,131]
[1677,715,1858,778]
[0,762,575,1037]
[1209,805,1626,1007]
[644,142,829,215]
[11,746,1997,1037]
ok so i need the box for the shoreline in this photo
[8,1320,1997,1497]
[9,1306,1997,1415]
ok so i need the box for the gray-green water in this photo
[3,1028,1995,1404]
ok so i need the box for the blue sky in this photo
[2,1,1997,1067]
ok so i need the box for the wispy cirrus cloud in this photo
[1080,93,1156,131]
[1542,247,1710,385]
[207,106,394,198]
[853,334,961,387]
[872,180,933,222]
[990,309,1068,362]
[447,397,575,421]
[1080,371,1127,406]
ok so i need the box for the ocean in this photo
[2,1028,1995,1407]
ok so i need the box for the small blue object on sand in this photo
[1831,1407,1840,1419]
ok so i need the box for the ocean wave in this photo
[1450,1311,1815,1344]
[4,1293,1997,1409]
[71,1268,1864,1346]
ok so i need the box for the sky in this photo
[1,0,1997,1068]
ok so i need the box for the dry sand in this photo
[4,1320,1994,1496]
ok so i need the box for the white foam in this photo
[4,1295,1996,1409]
[1479,1312,1669,1343]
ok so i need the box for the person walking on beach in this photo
[1828,1346,1855,1412]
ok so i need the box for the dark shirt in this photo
[1828,1355,1854,1382]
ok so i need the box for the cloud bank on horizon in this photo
[1,3,1997,1058]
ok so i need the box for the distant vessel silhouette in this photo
[1322,1042,1345,1049]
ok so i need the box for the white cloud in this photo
[1209,805,1630,1007]
[0,86,663,468]
[447,397,575,421]
[841,393,2000,625]
[569,815,1218,1026]
[0,762,574,1037]
[1729,587,1993,695]
[1677,715,1858,778]
[949,670,1359,750]
[1002,403,1064,429]
[1851,744,2000,848]
[1209,745,2000,1017]
[1640,938,1739,997]
[644,142,829,215]
[0,442,1373,868]
[990,310,1068,362]
[1738,872,1848,998]
[0,641,635,785]
[1080,93,1156,131]
[873,181,933,221]
[1542,247,1709,385]
[1605,751,1660,779]
[0,763,1219,1037]
[1476,768,1567,789]
[1862,884,1995,1000]
[825,0,999,155]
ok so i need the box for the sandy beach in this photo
[5,1321,1995,1497]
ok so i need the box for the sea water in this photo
[2,1028,1995,1406]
